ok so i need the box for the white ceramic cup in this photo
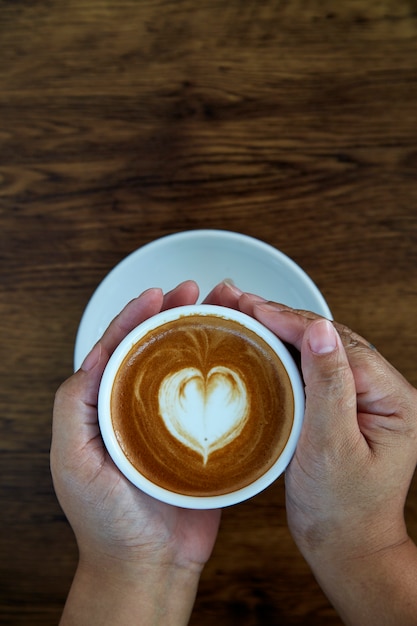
[98,304,305,509]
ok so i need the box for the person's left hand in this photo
[51,281,221,577]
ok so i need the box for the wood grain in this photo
[1,0,417,623]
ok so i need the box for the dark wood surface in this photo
[1,1,417,624]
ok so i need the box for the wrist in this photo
[60,551,202,626]
[301,532,417,626]
[289,501,409,565]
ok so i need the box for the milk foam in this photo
[158,366,249,464]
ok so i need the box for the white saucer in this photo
[74,229,332,370]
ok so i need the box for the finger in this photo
[98,281,200,359]
[304,322,417,452]
[252,302,375,354]
[300,318,363,452]
[51,350,110,490]
[238,292,274,317]
[77,282,199,402]
[253,302,417,428]
[348,344,417,428]
[251,303,323,351]
[203,280,243,308]
[161,280,199,310]
[53,296,153,475]
[203,282,226,304]
[53,288,165,447]
[97,288,164,361]
[53,363,102,450]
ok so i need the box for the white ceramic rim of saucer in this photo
[74,229,332,370]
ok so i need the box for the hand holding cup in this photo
[51,282,222,625]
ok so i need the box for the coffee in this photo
[110,313,294,497]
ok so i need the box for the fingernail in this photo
[222,279,243,296]
[80,342,102,372]
[309,319,338,354]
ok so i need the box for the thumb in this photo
[52,342,106,469]
[300,319,360,452]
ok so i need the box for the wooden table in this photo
[1,1,417,624]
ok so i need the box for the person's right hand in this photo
[249,302,417,558]
[206,281,417,625]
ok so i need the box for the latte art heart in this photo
[158,366,249,464]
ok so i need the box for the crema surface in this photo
[111,315,294,496]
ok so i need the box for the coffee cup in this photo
[98,304,305,508]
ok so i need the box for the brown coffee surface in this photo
[111,314,294,496]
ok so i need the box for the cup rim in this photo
[98,304,305,509]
